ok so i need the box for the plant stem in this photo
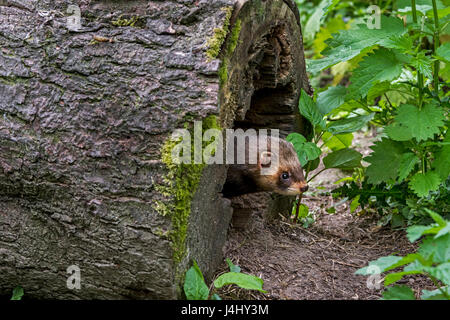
[315,131,325,145]
[431,0,440,97]
[307,168,327,183]
[411,0,424,108]
[382,0,392,11]
[422,154,427,174]
[304,160,312,180]
[411,0,418,22]
[418,74,424,108]
[294,195,302,223]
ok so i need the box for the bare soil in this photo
[214,131,434,300]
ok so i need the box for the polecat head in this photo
[255,137,308,196]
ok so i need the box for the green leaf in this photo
[434,4,450,19]
[385,104,446,142]
[327,113,374,135]
[355,256,403,275]
[383,34,414,52]
[436,42,450,62]
[382,285,416,300]
[384,83,411,106]
[348,48,405,99]
[306,157,320,172]
[425,209,446,227]
[436,224,450,239]
[313,16,348,57]
[411,52,433,79]
[350,195,360,213]
[286,132,307,145]
[334,177,354,184]
[323,148,362,169]
[286,133,308,166]
[297,204,309,219]
[385,123,413,141]
[421,286,450,300]
[322,132,353,151]
[441,61,450,81]
[398,5,432,15]
[425,263,450,285]
[424,209,450,239]
[432,132,450,180]
[419,234,450,264]
[214,272,267,293]
[384,271,423,286]
[298,89,325,128]
[409,171,442,198]
[367,81,391,104]
[11,286,24,301]
[397,152,420,182]
[328,100,363,116]
[307,16,406,73]
[286,133,321,166]
[403,257,427,274]
[407,225,433,242]
[326,207,336,214]
[322,0,340,16]
[303,0,330,42]
[316,85,347,115]
[364,138,406,184]
[183,260,209,300]
[357,253,421,276]
[303,142,322,162]
[226,258,241,273]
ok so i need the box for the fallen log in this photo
[0,0,311,299]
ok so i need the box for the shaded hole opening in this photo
[221,24,299,229]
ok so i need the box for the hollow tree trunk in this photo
[0,0,311,299]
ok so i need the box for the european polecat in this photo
[222,136,308,198]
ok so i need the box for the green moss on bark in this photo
[228,19,241,55]
[218,62,228,87]
[218,18,242,87]
[154,115,221,263]
[205,7,233,60]
[112,15,141,27]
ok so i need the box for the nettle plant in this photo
[10,286,24,300]
[287,89,367,225]
[301,0,449,225]
[183,259,266,300]
[356,209,450,300]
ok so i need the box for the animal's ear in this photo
[259,151,272,168]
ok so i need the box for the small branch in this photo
[307,168,327,183]
[332,259,363,269]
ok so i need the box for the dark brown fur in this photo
[222,136,308,198]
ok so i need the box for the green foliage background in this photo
[292,0,449,227]
[291,0,449,300]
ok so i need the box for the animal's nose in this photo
[300,184,309,193]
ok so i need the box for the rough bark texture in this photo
[0,0,310,299]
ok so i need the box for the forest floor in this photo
[213,131,434,300]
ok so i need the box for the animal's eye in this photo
[281,172,290,180]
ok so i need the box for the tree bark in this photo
[0,0,310,299]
